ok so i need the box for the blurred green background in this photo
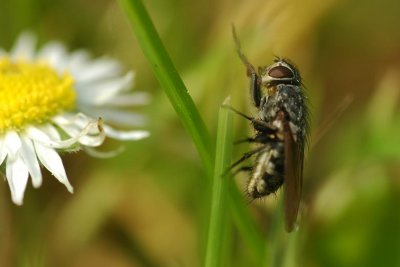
[1,0,400,266]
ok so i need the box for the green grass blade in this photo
[117,0,213,174]
[228,181,266,263]
[205,98,233,267]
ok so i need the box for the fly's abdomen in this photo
[247,141,284,199]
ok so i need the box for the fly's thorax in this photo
[259,84,307,142]
[279,84,308,141]
[258,93,280,123]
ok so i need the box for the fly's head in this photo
[259,59,301,95]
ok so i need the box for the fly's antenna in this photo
[273,55,282,62]
[232,24,256,75]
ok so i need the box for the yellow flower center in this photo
[0,58,76,133]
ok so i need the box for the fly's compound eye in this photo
[268,65,294,79]
[261,60,301,87]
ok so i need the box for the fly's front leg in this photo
[250,71,261,108]
[232,25,262,108]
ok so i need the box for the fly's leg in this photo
[232,25,262,108]
[250,72,261,108]
[252,120,276,133]
[234,133,276,144]
[232,166,253,176]
[234,137,257,144]
[223,146,265,176]
[221,105,276,133]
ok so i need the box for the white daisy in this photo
[0,32,149,205]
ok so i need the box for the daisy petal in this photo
[52,113,106,144]
[79,106,146,127]
[58,121,105,147]
[4,131,22,158]
[19,136,42,188]
[72,57,123,83]
[84,146,124,158]
[0,48,7,57]
[103,124,149,140]
[10,32,37,60]
[6,156,29,205]
[51,112,90,126]
[37,42,67,72]
[0,138,8,166]
[76,72,134,105]
[66,49,90,70]
[34,142,73,193]
[38,124,61,141]
[103,92,151,107]
[26,118,105,149]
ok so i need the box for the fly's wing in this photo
[282,117,303,232]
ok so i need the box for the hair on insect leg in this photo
[246,197,255,205]
[244,190,256,205]
[249,195,267,206]
[243,185,266,205]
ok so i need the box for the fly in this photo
[227,27,309,232]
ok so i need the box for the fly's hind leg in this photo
[223,146,265,176]
[232,166,253,176]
